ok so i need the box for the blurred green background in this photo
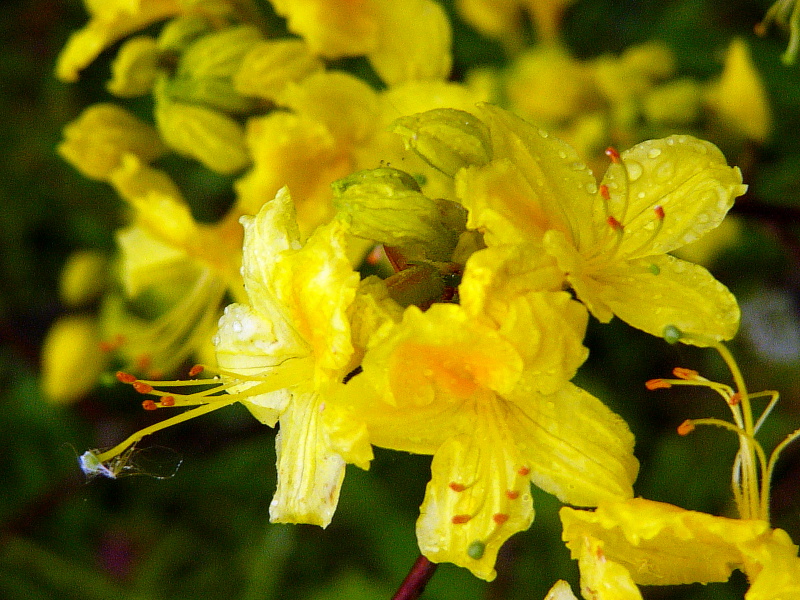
[2,1,800,598]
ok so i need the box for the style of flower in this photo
[333,295,638,580]
[454,103,747,345]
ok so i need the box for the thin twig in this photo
[391,555,439,600]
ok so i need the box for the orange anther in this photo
[452,515,472,524]
[729,392,741,406]
[517,466,530,476]
[599,184,611,200]
[134,354,152,371]
[116,371,137,384]
[677,420,695,436]
[654,205,665,220]
[132,381,154,394]
[605,147,621,164]
[645,379,672,390]
[146,370,164,381]
[99,341,115,352]
[607,215,623,231]
[505,490,520,500]
[449,482,467,492]
[672,368,698,380]
[160,396,176,407]
[189,364,204,377]
[142,400,158,411]
[493,513,510,525]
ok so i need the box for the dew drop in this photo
[570,161,586,171]
[212,334,220,346]
[232,321,243,333]
[558,150,568,159]
[626,161,644,181]
[585,182,598,194]
[647,147,662,159]
[538,129,549,138]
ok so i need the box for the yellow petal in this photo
[598,135,747,259]
[544,580,581,600]
[367,0,452,85]
[707,38,771,143]
[270,391,346,527]
[271,0,379,57]
[417,426,534,581]
[506,383,638,506]
[574,536,644,600]
[560,498,782,586]
[466,104,599,248]
[589,254,740,344]
[108,153,185,204]
[59,250,108,307]
[115,224,193,297]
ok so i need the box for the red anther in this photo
[599,184,611,200]
[189,364,204,377]
[605,147,621,163]
[142,400,158,411]
[677,420,695,436]
[449,482,467,492]
[673,368,698,380]
[729,392,742,406]
[160,396,176,407]
[505,490,520,500]
[607,215,623,231]
[132,381,154,394]
[366,245,383,266]
[645,378,672,390]
[517,466,530,476]
[754,22,767,36]
[452,515,472,524]
[492,513,510,525]
[654,205,665,220]
[116,371,137,384]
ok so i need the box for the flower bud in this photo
[60,250,109,307]
[333,168,465,262]
[158,15,213,54]
[107,36,160,97]
[234,39,324,100]
[393,108,492,177]
[58,104,167,180]
[41,315,106,404]
[163,25,263,113]
[155,98,250,174]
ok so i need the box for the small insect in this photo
[79,444,183,480]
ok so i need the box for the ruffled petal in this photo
[598,135,747,259]
[506,383,638,506]
[417,419,534,581]
[270,391,347,528]
[560,498,790,586]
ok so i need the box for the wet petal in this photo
[506,383,638,506]
[417,424,534,581]
[270,391,347,527]
[591,254,740,344]
[599,135,747,259]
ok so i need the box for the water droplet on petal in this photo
[648,148,662,159]
[558,150,568,159]
[586,182,598,194]
[626,161,644,181]
[538,129,549,138]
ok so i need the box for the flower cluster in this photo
[50,1,800,597]
[81,99,747,582]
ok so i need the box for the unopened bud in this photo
[333,168,465,262]
[393,108,492,177]
[107,36,160,97]
[234,39,324,100]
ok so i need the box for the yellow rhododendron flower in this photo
[456,104,747,344]
[561,498,800,599]
[334,302,637,580]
